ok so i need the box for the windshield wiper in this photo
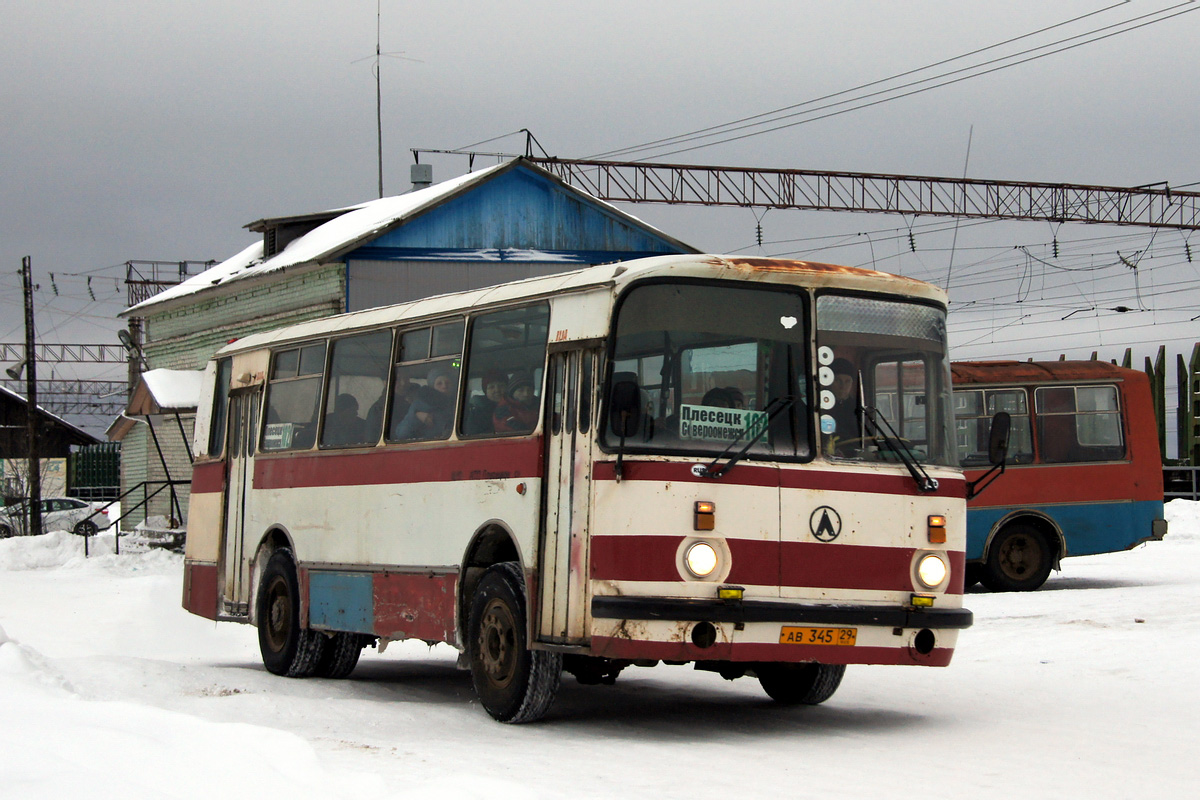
[697,395,798,479]
[862,406,939,492]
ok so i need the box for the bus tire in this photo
[758,662,845,705]
[981,523,1052,592]
[257,549,327,677]
[314,632,369,679]
[467,561,562,723]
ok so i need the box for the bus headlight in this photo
[685,542,719,578]
[916,553,949,589]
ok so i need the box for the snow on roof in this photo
[138,369,204,412]
[126,239,264,313]
[124,163,508,316]
[0,384,98,443]
[105,368,206,442]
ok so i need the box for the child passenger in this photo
[493,371,539,433]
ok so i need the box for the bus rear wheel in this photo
[757,662,845,705]
[257,549,327,677]
[981,524,1052,592]
[314,632,370,679]
[467,562,562,723]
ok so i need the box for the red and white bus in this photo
[953,360,1167,591]
[182,254,983,722]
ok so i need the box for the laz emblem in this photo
[809,506,842,542]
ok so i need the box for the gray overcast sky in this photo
[3,1,1199,428]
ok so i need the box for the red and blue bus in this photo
[952,360,1168,591]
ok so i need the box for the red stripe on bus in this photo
[965,461,1162,507]
[590,535,964,595]
[593,460,778,487]
[182,560,219,621]
[190,461,225,494]
[778,469,966,499]
[589,636,954,666]
[254,438,544,490]
[593,460,966,498]
[373,571,458,644]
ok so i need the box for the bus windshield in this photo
[814,293,955,467]
[603,281,811,460]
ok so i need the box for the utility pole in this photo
[20,256,42,536]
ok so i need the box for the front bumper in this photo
[592,595,973,630]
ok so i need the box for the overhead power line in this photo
[591,2,1198,161]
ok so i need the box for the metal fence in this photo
[1164,466,1200,501]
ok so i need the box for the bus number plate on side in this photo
[779,626,857,646]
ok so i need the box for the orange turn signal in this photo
[694,501,716,531]
[927,514,947,544]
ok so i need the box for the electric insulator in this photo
[756,223,763,248]
[1053,238,1059,259]
[50,274,59,296]
[87,276,95,300]
[908,231,916,252]
[1187,242,1193,263]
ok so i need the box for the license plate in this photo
[779,626,857,646]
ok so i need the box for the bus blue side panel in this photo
[967,499,1165,560]
[308,571,374,633]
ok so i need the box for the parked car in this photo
[0,497,112,537]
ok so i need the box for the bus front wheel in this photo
[257,549,327,677]
[467,562,562,723]
[981,524,1052,592]
[757,662,845,705]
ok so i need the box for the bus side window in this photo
[1035,384,1124,463]
[320,329,392,448]
[387,322,463,443]
[262,342,327,451]
[955,388,1032,466]
[459,304,551,438]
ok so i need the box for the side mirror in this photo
[609,380,641,439]
[987,411,1011,466]
[966,411,1010,501]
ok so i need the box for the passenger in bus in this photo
[724,386,746,409]
[393,363,458,440]
[827,357,862,451]
[324,393,365,446]
[493,371,539,433]
[463,371,507,435]
[700,387,737,409]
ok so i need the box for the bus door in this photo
[538,348,599,643]
[220,388,259,616]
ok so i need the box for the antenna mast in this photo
[375,0,383,198]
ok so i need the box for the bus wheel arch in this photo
[458,523,522,647]
[248,527,296,628]
[981,515,1060,592]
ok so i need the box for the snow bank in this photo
[1164,497,1200,540]
[0,530,180,573]
[0,628,384,800]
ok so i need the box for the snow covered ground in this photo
[2,502,1198,799]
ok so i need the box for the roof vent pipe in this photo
[411,163,433,191]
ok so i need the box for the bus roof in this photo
[216,254,946,356]
[950,360,1142,386]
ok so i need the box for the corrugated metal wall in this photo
[346,259,573,312]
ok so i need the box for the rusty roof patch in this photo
[719,256,926,283]
[951,360,1135,385]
